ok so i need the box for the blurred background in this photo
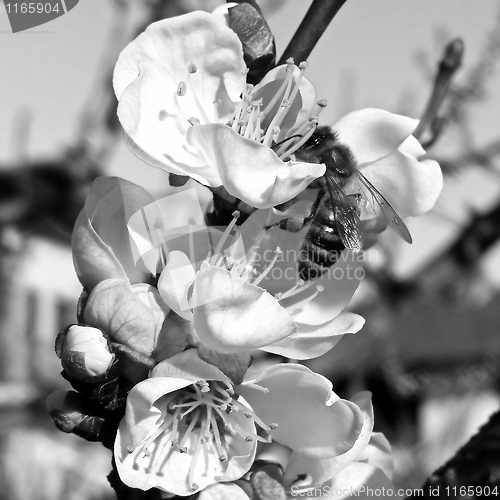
[1,0,500,498]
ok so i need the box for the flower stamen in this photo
[210,211,240,265]
[251,247,282,286]
[261,58,296,118]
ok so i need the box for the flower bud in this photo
[72,176,157,289]
[56,325,114,380]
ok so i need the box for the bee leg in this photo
[265,216,311,232]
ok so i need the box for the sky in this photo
[1,0,500,279]
[1,0,499,161]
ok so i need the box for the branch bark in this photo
[406,406,500,499]
[278,0,348,64]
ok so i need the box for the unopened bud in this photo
[56,325,114,380]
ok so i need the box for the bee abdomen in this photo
[298,231,346,281]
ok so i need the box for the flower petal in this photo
[251,64,316,139]
[153,312,192,363]
[238,210,363,325]
[114,11,244,107]
[285,250,364,325]
[220,398,258,481]
[284,391,374,486]
[188,124,325,208]
[357,432,394,481]
[261,312,365,359]
[192,263,297,353]
[114,11,246,184]
[72,209,129,289]
[318,462,398,499]
[151,348,232,387]
[120,377,193,445]
[359,137,443,218]
[239,364,364,459]
[84,279,168,356]
[118,64,219,185]
[333,109,418,164]
[158,251,195,321]
[116,424,225,495]
[72,177,156,288]
[198,483,250,500]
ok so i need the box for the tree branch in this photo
[278,0,348,64]
[406,407,500,499]
[413,38,464,146]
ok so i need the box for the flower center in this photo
[126,380,276,491]
[230,58,328,160]
[176,58,328,160]
[210,212,324,310]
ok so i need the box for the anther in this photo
[245,436,254,442]
[318,99,328,107]
[244,412,253,419]
[196,380,210,392]
[188,63,198,73]
[177,81,186,96]
[299,61,308,70]
[191,483,199,491]
[188,117,200,126]
[219,455,228,462]
[270,423,279,430]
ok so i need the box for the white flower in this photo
[157,209,364,356]
[114,350,364,496]
[113,11,326,209]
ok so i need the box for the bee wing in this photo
[334,201,364,253]
[355,170,413,244]
[325,174,364,253]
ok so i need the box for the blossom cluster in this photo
[48,5,442,500]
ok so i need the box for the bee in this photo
[273,126,412,280]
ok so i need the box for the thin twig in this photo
[278,0,348,64]
[413,39,464,143]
